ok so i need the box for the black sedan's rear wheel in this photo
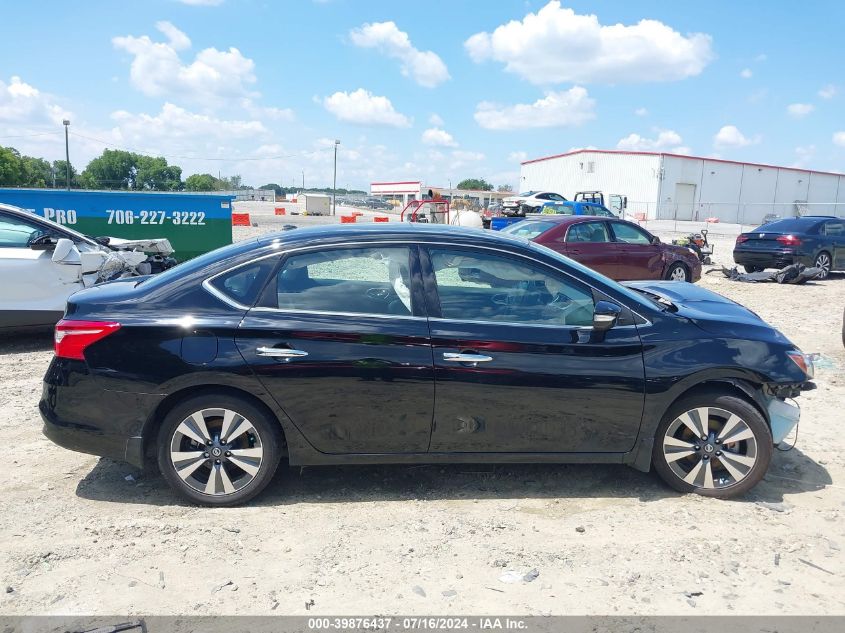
[814,251,832,279]
[652,393,772,498]
[157,394,282,506]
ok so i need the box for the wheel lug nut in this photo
[206,440,212,445]
[716,451,722,456]
[701,436,707,441]
[215,459,221,464]
[203,452,209,458]
[225,451,231,456]
[703,455,709,460]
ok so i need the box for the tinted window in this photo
[0,213,45,247]
[823,221,844,236]
[429,248,594,327]
[273,246,413,316]
[611,222,652,245]
[566,221,611,243]
[209,258,277,306]
[755,218,823,233]
[548,193,566,201]
[501,220,560,239]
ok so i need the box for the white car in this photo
[0,203,175,329]
[501,191,567,216]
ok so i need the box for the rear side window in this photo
[823,221,844,236]
[272,246,414,316]
[566,221,611,243]
[208,257,278,307]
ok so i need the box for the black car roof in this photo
[257,222,530,248]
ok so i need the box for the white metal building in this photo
[519,149,845,224]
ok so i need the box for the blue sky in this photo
[1,0,844,190]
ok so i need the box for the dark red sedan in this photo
[501,215,702,282]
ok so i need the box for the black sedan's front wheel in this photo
[652,393,772,498]
[814,251,832,279]
[157,394,283,506]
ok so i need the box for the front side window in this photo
[565,221,611,243]
[610,222,652,245]
[429,248,594,327]
[273,246,413,316]
[0,213,47,248]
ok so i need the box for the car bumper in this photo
[39,358,164,467]
[733,249,812,269]
[765,396,800,445]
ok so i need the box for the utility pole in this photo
[301,170,304,192]
[63,119,71,189]
[332,140,340,216]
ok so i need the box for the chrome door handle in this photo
[256,347,308,358]
[443,352,493,363]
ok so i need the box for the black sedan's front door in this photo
[422,246,646,454]
[235,244,435,454]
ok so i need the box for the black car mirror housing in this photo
[593,300,622,331]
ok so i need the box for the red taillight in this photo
[776,234,801,247]
[54,320,121,360]
[735,235,749,244]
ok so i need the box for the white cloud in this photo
[616,129,689,154]
[111,103,266,142]
[112,22,256,105]
[0,76,69,126]
[323,89,411,127]
[714,125,759,148]
[177,0,224,5]
[421,127,457,147]
[819,84,837,99]
[508,151,528,163]
[349,21,449,88]
[740,68,753,79]
[792,144,815,168]
[474,86,595,130]
[464,1,713,85]
[239,98,295,121]
[429,113,444,126]
[634,107,648,116]
[787,103,814,118]
[754,53,767,62]
[834,132,845,147]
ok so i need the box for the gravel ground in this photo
[1,220,843,616]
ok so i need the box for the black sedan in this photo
[41,224,814,505]
[733,215,845,279]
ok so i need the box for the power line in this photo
[69,131,333,163]
[0,131,62,140]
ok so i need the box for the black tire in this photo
[664,262,690,282]
[814,251,832,279]
[652,392,772,499]
[744,265,764,273]
[156,394,283,506]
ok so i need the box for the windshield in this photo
[500,220,559,239]
[755,218,823,233]
[517,191,537,197]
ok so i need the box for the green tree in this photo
[259,183,282,196]
[135,155,182,191]
[456,178,493,191]
[0,146,23,186]
[52,160,80,188]
[497,184,513,192]
[185,173,220,191]
[80,149,137,189]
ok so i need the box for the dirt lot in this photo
[1,222,844,616]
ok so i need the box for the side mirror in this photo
[651,235,661,244]
[51,238,81,265]
[593,300,622,331]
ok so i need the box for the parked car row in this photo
[336,196,394,211]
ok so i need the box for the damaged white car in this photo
[0,203,177,328]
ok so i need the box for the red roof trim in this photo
[370,181,422,186]
[521,149,845,177]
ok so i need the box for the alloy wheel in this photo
[814,253,831,279]
[662,407,758,490]
[669,264,688,281]
[169,408,264,496]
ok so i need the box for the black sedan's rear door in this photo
[234,244,435,454]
